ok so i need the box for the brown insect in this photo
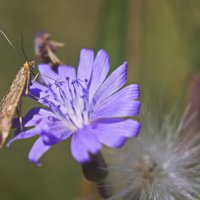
[0,61,35,147]
[34,31,64,68]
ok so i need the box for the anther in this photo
[55,80,62,88]
[42,95,50,104]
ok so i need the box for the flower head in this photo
[106,108,200,200]
[8,49,141,165]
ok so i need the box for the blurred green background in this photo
[0,0,199,199]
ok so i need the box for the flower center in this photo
[43,77,91,132]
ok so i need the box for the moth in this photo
[0,61,35,147]
[34,31,64,68]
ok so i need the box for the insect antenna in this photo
[20,31,29,62]
[0,29,17,51]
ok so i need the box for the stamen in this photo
[85,79,89,85]
[55,80,63,88]
[59,87,67,104]
[48,83,59,102]
[81,112,85,120]
[76,79,88,93]
[42,95,50,104]
[66,113,79,129]
[47,116,59,123]
[81,95,87,111]
[46,101,60,115]
[66,77,74,101]
[71,80,77,97]
[55,80,68,105]
[44,76,92,132]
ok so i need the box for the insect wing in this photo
[0,62,34,147]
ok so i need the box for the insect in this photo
[0,61,35,147]
[34,31,64,68]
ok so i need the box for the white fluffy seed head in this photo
[106,107,200,200]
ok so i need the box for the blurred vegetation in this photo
[0,0,200,199]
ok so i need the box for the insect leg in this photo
[31,72,39,84]
[16,98,23,132]
[25,70,31,95]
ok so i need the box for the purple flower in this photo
[8,49,141,165]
